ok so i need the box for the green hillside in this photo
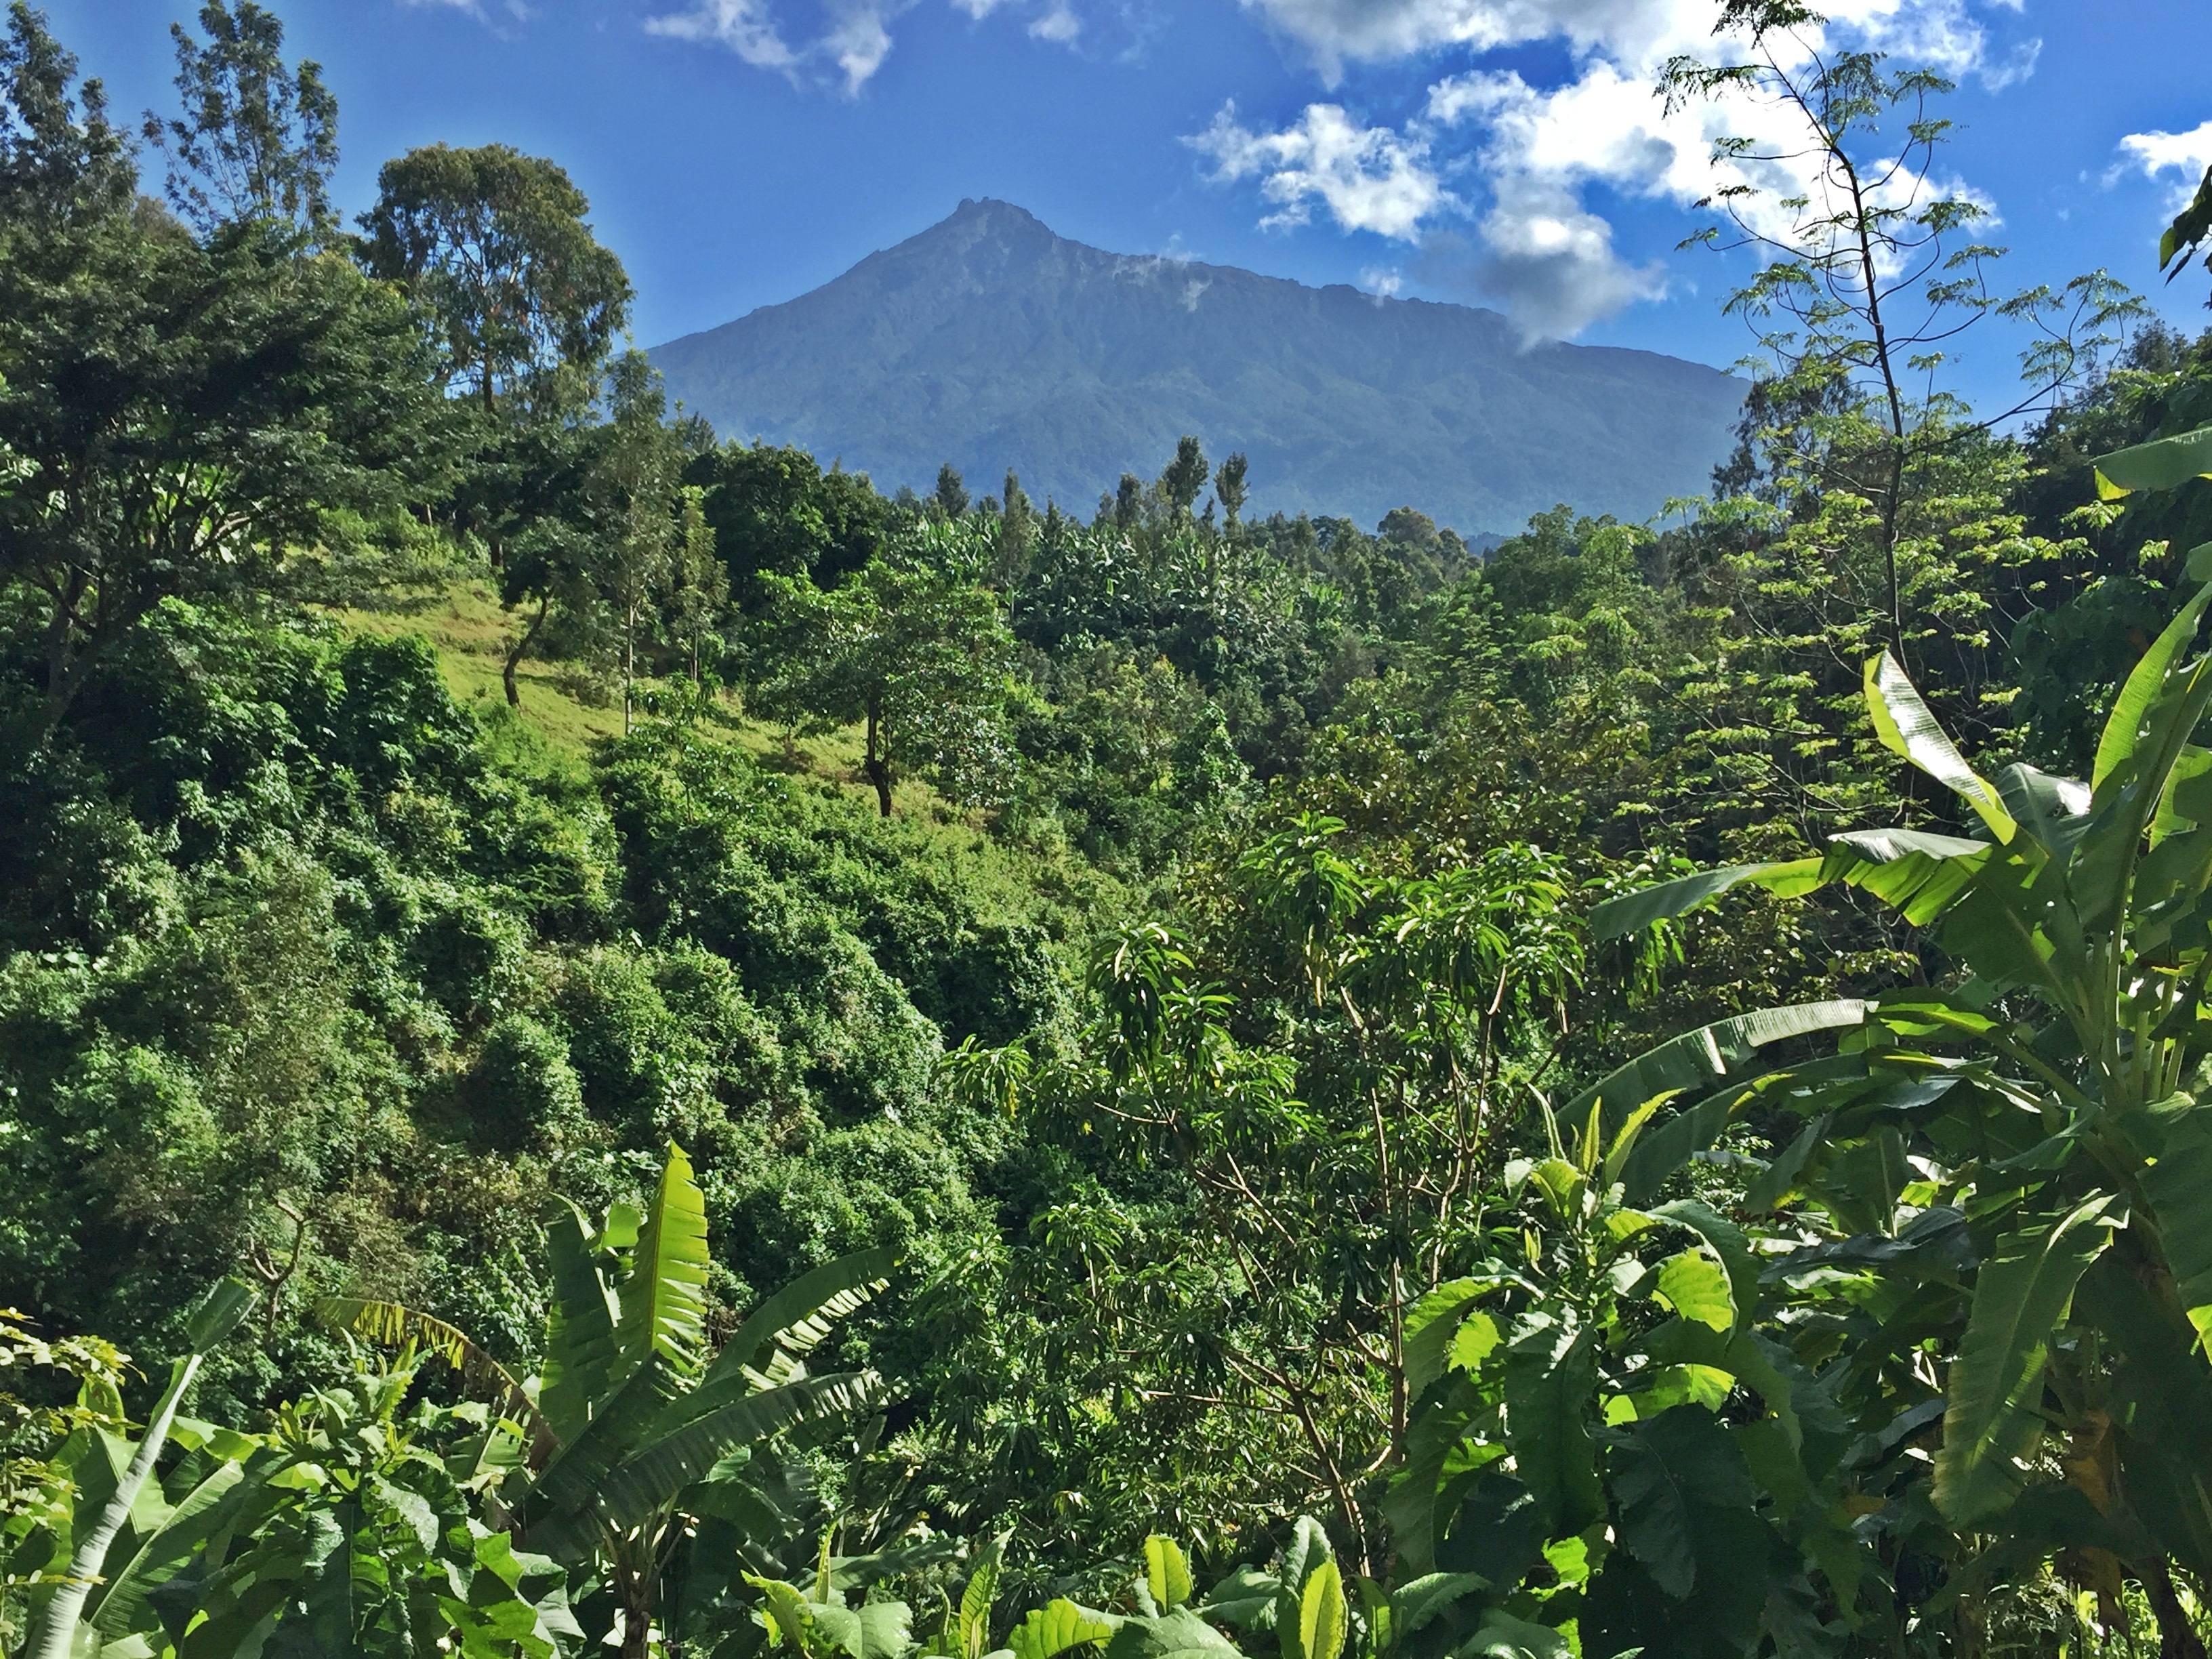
[12,7,2212,1659]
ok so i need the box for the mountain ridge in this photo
[650,198,1745,537]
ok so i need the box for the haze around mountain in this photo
[651,199,1746,537]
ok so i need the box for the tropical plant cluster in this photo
[11,3,2212,1659]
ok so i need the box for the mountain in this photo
[649,199,1744,539]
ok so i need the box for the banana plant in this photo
[1589,547,2212,1654]
[20,1277,253,1659]
[7,1307,574,1659]
[326,1141,896,1659]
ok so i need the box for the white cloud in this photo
[1195,0,2032,337]
[2118,119,2212,208]
[1029,3,1081,41]
[821,0,907,89]
[1186,102,1456,241]
[652,0,1083,86]
[644,0,800,72]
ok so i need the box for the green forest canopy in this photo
[9,3,2212,1659]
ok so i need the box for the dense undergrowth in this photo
[15,3,2212,1659]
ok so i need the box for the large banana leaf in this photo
[1556,1001,1867,1134]
[2093,581,2212,789]
[541,1197,621,1444]
[615,1141,712,1380]
[1864,651,2017,842]
[711,1246,898,1382]
[26,1277,253,1659]
[2142,1109,2212,1348]
[1935,1193,2119,1527]
[596,1370,881,1532]
[529,1354,683,1521]
[1588,860,1820,941]
[87,1455,259,1637]
[2072,646,2212,939]
[2092,427,2212,500]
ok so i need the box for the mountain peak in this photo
[651,207,1743,535]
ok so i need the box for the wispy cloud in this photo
[1186,101,1456,241]
[1191,0,2035,339]
[2116,119,2212,209]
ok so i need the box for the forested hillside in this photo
[9,5,2212,1659]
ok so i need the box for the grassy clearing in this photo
[331,579,948,820]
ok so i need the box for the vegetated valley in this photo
[7,7,2212,1659]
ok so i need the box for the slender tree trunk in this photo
[1842,148,1909,663]
[504,592,550,708]
[2144,1561,2207,1659]
[619,1563,655,1659]
[865,693,893,817]
[623,600,636,736]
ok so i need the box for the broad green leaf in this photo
[2142,1110,2212,1350]
[90,1462,249,1637]
[1011,1601,1116,1659]
[1994,764,2092,859]
[1558,1001,1867,1134]
[1612,1406,1759,1599]
[2155,745,2212,846]
[1503,1313,1599,1532]
[1460,1610,1572,1659]
[1105,1609,1240,1659]
[1652,1251,1733,1333]
[1864,651,2016,841]
[1297,1561,1347,1659]
[616,1142,712,1380]
[1389,1574,1491,1640]
[1280,1514,1334,1595]
[1450,1314,1501,1375]
[1146,1536,1195,1612]
[696,1245,899,1404]
[1386,1375,1480,1576]
[811,1600,916,1659]
[1405,1281,1486,1402]
[183,1279,255,1353]
[529,1355,684,1520]
[541,1197,621,1446]
[1197,1569,1287,1631]
[2095,581,2212,789]
[960,1533,1010,1659]
[2092,426,2212,499]
[599,1372,880,1532]
[1653,1200,1759,1336]
[1822,827,1991,924]
[1589,859,1822,941]
[1935,1194,2119,1526]
[749,1574,827,1657]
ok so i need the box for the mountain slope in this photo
[650,199,1744,537]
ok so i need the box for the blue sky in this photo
[47,0,2212,417]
